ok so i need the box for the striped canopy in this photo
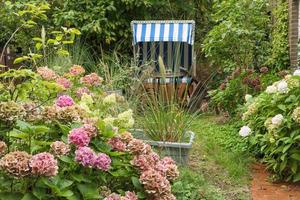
[131,20,195,45]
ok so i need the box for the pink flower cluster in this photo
[69,65,85,76]
[80,73,103,86]
[111,132,178,199]
[75,147,111,171]
[108,136,126,152]
[82,123,98,138]
[30,152,58,177]
[56,77,72,89]
[105,191,138,200]
[37,67,57,80]
[56,95,74,107]
[76,87,91,98]
[68,127,90,147]
[75,147,95,167]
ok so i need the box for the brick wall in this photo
[289,0,299,67]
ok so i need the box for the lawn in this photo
[175,115,253,200]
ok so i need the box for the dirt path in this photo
[251,163,300,200]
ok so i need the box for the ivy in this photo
[266,1,289,70]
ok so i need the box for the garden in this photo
[0,0,298,200]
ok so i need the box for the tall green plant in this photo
[203,0,270,71]
[266,1,289,70]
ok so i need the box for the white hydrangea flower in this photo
[117,109,134,128]
[277,80,289,94]
[293,70,300,76]
[265,85,277,94]
[271,114,284,125]
[103,116,115,126]
[239,126,251,137]
[103,93,117,105]
[245,94,253,103]
[81,93,94,105]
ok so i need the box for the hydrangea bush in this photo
[240,70,300,181]
[0,65,179,199]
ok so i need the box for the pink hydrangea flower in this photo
[140,169,171,195]
[93,153,111,171]
[68,128,90,147]
[30,152,58,177]
[105,193,121,200]
[76,87,91,98]
[132,152,160,171]
[123,191,138,200]
[82,124,98,138]
[75,146,96,167]
[69,65,85,76]
[80,73,103,86]
[127,139,151,155]
[56,77,72,89]
[108,136,126,152]
[37,67,57,80]
[56,95,74,107]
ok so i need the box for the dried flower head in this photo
[22,102,42,122]
[0,101,25,123]
[140,169,171,195]
[127,139,151,155]
[82,124,98,138]
[260,67,269,74]
[0,141,7,156]
[30,152,58,177]
[0,151,31,178]
[50,141,70,157]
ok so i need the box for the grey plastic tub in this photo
[130,129,195,165]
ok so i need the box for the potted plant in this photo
[134,101,196,165]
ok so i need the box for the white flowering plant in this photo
[241,72,300,181]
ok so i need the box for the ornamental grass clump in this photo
[0,65,179,199]
[240,70,300,181]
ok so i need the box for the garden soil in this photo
[251,163,300,200]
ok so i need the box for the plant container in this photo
[131,129,195,165]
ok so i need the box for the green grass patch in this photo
[175,114,252,200]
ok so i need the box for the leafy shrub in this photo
[208,68,280,115]
[203,0,270,71]
[241,70,300,181]
[0,65,179,199]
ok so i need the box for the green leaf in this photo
[21,193,38,200]
[59,156,74,164]
[14,56,30,64]
[293,172,300,182]
[35,43,42,51]
[77,183,99,199]
[0,192,23,200]
[291,153,300,161]
[131,177,143,190]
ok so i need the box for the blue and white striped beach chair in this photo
[131,20,196,101]
[131,20,195,77]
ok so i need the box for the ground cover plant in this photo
[0,65,180,200]
[240,70,300,182]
